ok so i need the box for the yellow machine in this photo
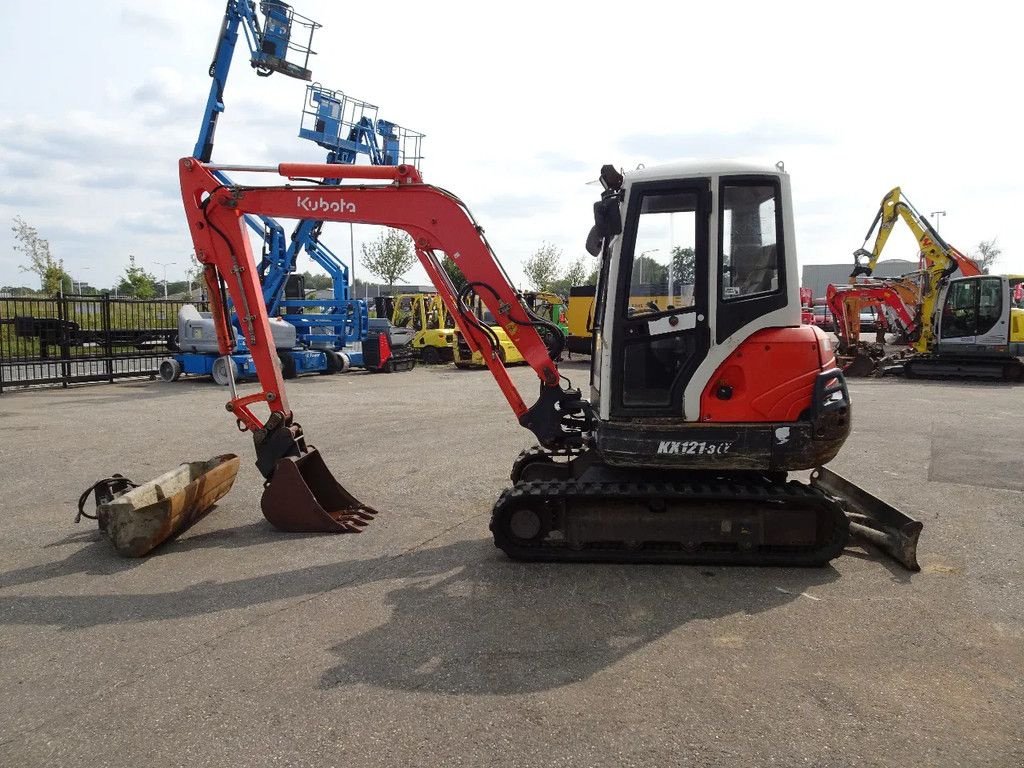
[853,187,984,354]
[404,294,456,364]
[521,290,569,361]
[850,188,1023,379]
[565,285,596,355]
[452,296,525,368]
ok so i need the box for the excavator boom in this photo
[181,158,588,530]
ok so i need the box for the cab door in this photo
[610,180,711,418]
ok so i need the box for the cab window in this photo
[942,280,978,338]
[977,277,1003,335]
[625,190,698,317]
[720,184,781,300]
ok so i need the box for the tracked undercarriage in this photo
[490,447,920,569]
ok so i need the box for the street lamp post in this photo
[155,261,177,299]
[637,248,660,284]
[930,210,946,234]
[73,266,91,294]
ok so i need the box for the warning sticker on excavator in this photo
[656,440,734,456]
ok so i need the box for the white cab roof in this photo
[623,160,786,184]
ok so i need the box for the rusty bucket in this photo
[95,454,241,557]
[260,448,378,533]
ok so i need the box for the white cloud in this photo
[0,0,1021,293]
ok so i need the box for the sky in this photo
[1,0,1021,292]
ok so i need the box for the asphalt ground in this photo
[0,363,1021,767]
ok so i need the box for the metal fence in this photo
[0,295,207,393]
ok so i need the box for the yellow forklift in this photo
[565,285,596,355]
[377,293,456,364]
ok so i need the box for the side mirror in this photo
[585,196,622,256]
[594,197,622,238]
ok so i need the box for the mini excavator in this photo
[831,187,1023,380]
[179,157,921,569]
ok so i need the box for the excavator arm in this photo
[852,187,982,353]
[180,158,588,496]
[826,280,918,351]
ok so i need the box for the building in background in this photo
[801,259,917,300]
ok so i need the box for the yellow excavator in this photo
[836,187,1024,380]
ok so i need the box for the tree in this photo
[12,216,66,294]
[631,255,666,287]
[185,255,204,295]
[586,266,599,285]
[563,256,588,288]
[360,229,416,293]
[551,256,588,295]
[117,255,158,299]
[300,270,334,291]
[971,239,1002,274]
[670,246,695,285]
[523,242,563,292]
[441,254,468,293]
[0,285,41,297]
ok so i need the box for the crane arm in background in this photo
[194,0,319,163]
[851,187,982,353]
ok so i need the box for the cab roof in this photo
[623,160,787,184]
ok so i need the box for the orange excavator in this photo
[179,158,921,568]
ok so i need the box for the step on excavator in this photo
[180,157,922,569]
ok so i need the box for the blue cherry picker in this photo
[162,1,422,384]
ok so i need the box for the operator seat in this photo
[732,244,778,296]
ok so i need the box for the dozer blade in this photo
[260,448,378,533]
[810,466,921,570]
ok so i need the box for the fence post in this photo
[0,303,5,395]
[102,294,114,383]
[58,294,71,388]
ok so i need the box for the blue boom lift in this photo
[258,82,423,356]
[164,1,422,384]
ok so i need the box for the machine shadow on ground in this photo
[316,539,842,696]
[0,520,307,592]
[0,533,849,696]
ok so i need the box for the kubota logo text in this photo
[296,196,357,214]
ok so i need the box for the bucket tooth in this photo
[810,466,921,570]
[260,449,379,533]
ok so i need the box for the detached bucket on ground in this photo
[94,454,240,557]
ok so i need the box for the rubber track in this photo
[904,356,1022,382]
[490,476,850,566]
